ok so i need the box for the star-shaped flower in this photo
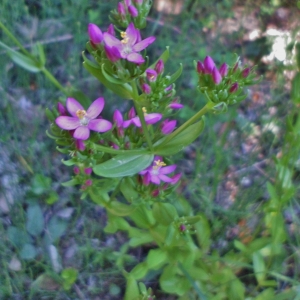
[103,22,155,64]
[55,97,112,140]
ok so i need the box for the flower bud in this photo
[161,119,177,135]
[229,82,239,93]
[84,168,92,175]
[146,69,157,82]
[242,67,250,78]
[197,61,205,74]
[57,102,67,115]
[104,45,121,62]
[73,166,80,175]
[204,56,215,74]
[169,102,183,109]
[212,66,222,84]
[128,5,138,17]
[85,179,93,186]
[88,23,103,45]
[75,139,85,151]
[219,63,228,77]
[152,189,160,197]
[118,2,126,16]
[142,83,151,94]
[124,0,131,7]
[128,107,136,119]
[113,110,123,127]
[107,24,115,36]
[155,59,164,74]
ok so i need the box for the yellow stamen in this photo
[121,32,128,44]
[76,109,87,119]
[153,159,166,169]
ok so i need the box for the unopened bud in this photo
[155,59,164,74]
[229,82,239,93]
[88,23,103,45]
[219,63,228,77]
[142,83,151,94]
[128,5,138,17]
[197,61,205,74]
[212,66,222,84]
[242,67,250,78]
[204,56,215,74]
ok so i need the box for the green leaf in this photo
[149,46,170,68]
[32,174,51,195]
[130,262,149,280]
[291,72,300,104]
[44,216,68,245]
[146,249,168,270]
[61,158,77,166]
[93,153,154,178]
[253,251,266,284]
[7,226,31,249]
[26,205,44,236]
[123,272,140,300]
[152,202,178,226]
[228,279,245,300]
[153,119,205,155]
[0,41,42,72]
[35,42,46,66]
[61,179,80,187]
[167,63,183,85]
[83,52,133,99]
[120,177,139,202]
[107,201,136,216]
[296,42,300,71]
[129,233,153,247]
[61,268,78,290]
[20,243,37,260]
[101,64,126,84]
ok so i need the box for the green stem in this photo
[161,101,215,146]
[0,21,31,56]
[42,68,68,95]
[131,81,154,151]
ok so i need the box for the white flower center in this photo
[76,109,89,126]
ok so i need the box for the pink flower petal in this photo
[66,98,84,117]
[123,120,132,128]
[126,23,137,45]
[87,98,104,119]
[88,119,112,132]
[74,126,90,140]
[103,32,122,49]
[127,52,145,64]
[160,165,177,175]
[158,174,174,183]
[151,175,160,185]
[55,116,80,130]
[133,36,156,52]
[145,113,162,124]
[131,116,141,127]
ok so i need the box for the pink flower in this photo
[103,23,155,64]
[55,97,112,140]
[155,59,164,74]
[122,108,162,128]
[139,156,179,185]
[146,69,157,82]
[142,83,151,94]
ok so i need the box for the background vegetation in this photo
[0,0,300,298]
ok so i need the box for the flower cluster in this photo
[196,56,259,109]
[110,0,152,29]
